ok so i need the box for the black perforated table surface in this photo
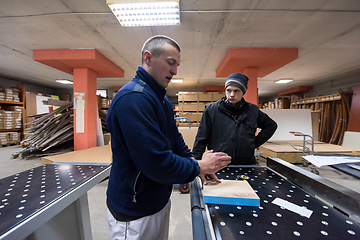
[0,163,110,239]
[193,166,360,240]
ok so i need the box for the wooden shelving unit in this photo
[260,97,290,109]
[290,93,341,110]
[0,86,27,145]
[289,92,352,145]
[177,92,224,127]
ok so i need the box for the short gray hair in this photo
[141,35,181,64]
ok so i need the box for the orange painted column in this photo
[73,68,98,150]
[242,68,258,105]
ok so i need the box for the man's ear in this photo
[143,51,152,66]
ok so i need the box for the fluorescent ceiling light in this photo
[107,0,180,27]
[171,78,183,83]
[275,79,293,84]
[56,79,73,84]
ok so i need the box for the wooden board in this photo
[41,144,112,165]
[261,109,313,141]
[259,143,360,163]
[178,127,198,151]
[342,131,360,150]
[266,140,325,145]
[203,179,260,206]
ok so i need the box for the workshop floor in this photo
[1,145,360,240]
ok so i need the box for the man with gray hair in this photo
[193,72,277,165]
[106,35,231,240]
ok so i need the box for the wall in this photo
[308,74,360,97]
[1,77,56,95]
[1,77,73,100]
[259,72,360,103]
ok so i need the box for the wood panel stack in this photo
[290,92,352,145]
[0,132,21,146]
[0,86,26,146]
[177,92,225,127]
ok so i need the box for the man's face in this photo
[225,85,244,105]
[146,43,180,89]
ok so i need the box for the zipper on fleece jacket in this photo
[132,171,142,203]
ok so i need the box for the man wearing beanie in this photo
[193,72,277,165]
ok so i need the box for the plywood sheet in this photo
[261,109,312,141]
[342,131,360,150]
[266,140,325,145]
[178,127,198,150]
[41,144,112,165]
[259,143,360,163]
[204,180,260,206]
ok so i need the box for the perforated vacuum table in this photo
[0,163,111,240]
[191,158,360,239]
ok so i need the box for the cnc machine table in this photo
[190,159,360,239]
[0,163,111,240]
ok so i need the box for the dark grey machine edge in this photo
[267,157,360,222]
[190,158,360,240]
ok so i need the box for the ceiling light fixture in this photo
[275,79,293,84]
[56,79,73,84]
[171,78,183,83]
[107,0,180,27]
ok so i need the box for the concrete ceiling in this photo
[0,0,360,98]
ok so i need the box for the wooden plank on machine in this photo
[203,180,260,206]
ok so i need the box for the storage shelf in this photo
[177,92,224,127]
[291,93,341,106]
[0,86,27,143]
[0,128,22,132]
[0,100,24,105]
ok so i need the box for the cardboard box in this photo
[180,92,199,102]
[179,112,203,122]
[212,92,225,101]
[198,102,207,111]
[198,92,212,102]
[178,102,198,111]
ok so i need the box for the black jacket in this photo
[193,97,277,165]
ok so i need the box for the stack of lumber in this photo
[13,104,74,159]
[13,103,109,159]
[99,109,108,133]
[319,92,352,145]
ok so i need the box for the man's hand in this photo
[197,150,231,185]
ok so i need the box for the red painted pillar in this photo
[243,68,258,105]
[73,68,97,150]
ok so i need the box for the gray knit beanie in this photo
[225,73,249,94]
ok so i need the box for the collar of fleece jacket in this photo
[135,66,167,102]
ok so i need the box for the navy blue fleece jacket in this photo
[106,66,200,219]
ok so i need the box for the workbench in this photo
[0,163,111,240]
[190,158,360,239]
[259,140,360,163]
